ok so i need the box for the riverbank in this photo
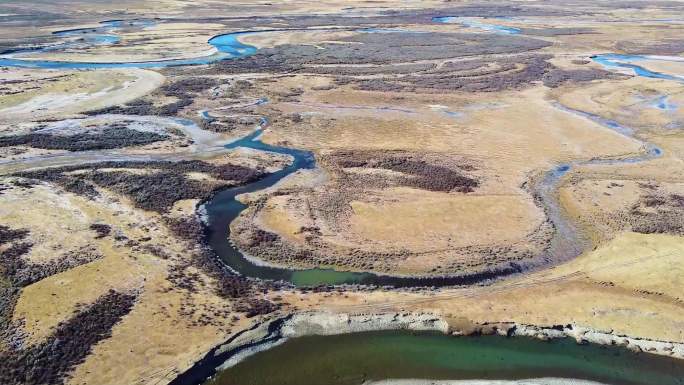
[175,310,684,385]
[260,312,684,360]
[369,379,606,385]
[2,3,684,385]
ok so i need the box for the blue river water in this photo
[432,16,521,34]
[52,19,156,46]
[0,28,257,69]
[590,53,684,82]
[0,18,680,287]
[199,110,216,122]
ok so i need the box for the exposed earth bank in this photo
[191,311,684,383]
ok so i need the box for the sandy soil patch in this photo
[0,68,164,123]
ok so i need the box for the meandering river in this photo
[1,20,681,287]
[0,26,257,69]
[3,17,684,385]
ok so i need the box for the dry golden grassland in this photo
[0,1,684,384]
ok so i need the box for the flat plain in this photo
[0,1,683,385]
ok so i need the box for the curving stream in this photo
[4,17,684,385]
[2,19,681,287]
[200,95,665,288]
[591,54,684,82]
[432,16,522,34]
[202,48,677,287]
[0,27,258,69]
[204,121,521,287]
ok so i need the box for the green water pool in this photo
[207,331,684,385]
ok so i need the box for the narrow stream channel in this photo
[2,20,680,287]
[204,123,521,287]
[4,17,684,385]
[0,26,259,68]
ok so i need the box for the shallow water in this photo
[433,16,521,34]
[199,110,216,122]
[651,95,678,111]
[0,28,257,69]
[206,331,684,385]
[202,93,664,287]
[591,54,684,82]
[0,18,675,288]
[52,19,155,46]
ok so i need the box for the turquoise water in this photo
[0,29,257,69]
[52,19,156,46]
[433,16,521,34]
[206,331,684,385]
[0,25,405,70]
[591,54,684,82]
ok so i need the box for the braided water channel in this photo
[3,17,684,385]
[0,20,675,287]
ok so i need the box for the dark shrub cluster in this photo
[1,242,35,286]
[0,226,34,286]
[86,77,220,117]
[0,290,136,385]
[12,169,99,198]
[0,225,30,344]
[0,225,29,245]
[86,97,193,117]
[330,150,478,193]
[8,251,101,288]
[246,229,280,247]
[306,62,436,76]
[233,298,279,318]
[164,216,205,242]
[165,229,280,317]
[0,226,101,288]
[87,170,223,213]
[88,223,111,239]
[14,160,263,213]
[542,68,620,88]
[349,54,552,93]
[156,98,194,116]
[0,128,168,152]
[85,99,156,116]
[519,27,594,36]
[0,284,19,344]
[628,193,684,235]
[15,160,261,181]
[162,211,282,318]
[160,77,220,96]
[199,114,261,133]
[615,39,684,55]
